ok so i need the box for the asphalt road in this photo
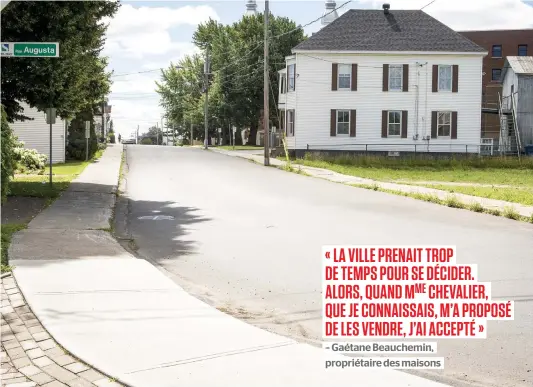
[119,145,533,387]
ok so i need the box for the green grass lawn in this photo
[9,149,103,198]
[418,185,533,206]
[218,145,263,151]
[1,150,105,272]
[286,154,533,207]
[292,155,533,188]
[1,223,27,272]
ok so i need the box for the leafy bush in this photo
[1,105,17,203]
[98,142,107,151]
[109,133,116,144]
[141,138,152,145]
[13,140,47,173]
[66,115,98,161]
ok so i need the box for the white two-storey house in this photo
[277,6,488,156]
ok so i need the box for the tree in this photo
[1,106,17,203]
[66,106,99,160]
[157,13,305,145]
[0,1,120,122]
[140,126,162,145]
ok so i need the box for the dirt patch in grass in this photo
[1,223,28,272]
[1,197,48,224]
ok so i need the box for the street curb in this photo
[10,145,130,387]
[208,147,533,224]
[8,271,130,387]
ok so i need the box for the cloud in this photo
[103,4,219,59]
[359,0,533,30]
[103,3,218,137]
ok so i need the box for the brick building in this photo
[458,29,533,140]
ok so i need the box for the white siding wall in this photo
[502,67,516,99]
[283,58,297,148]
[290,53,484,153]
[10,102,66,163]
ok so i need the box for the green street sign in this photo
[1,42,59,57]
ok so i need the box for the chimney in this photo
[321,0,339,26]
[383,3,390,14]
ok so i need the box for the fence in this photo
[301,141,524,159]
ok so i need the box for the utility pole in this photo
[204,47,210,150]
[161,116,164,145]
[190,121,193,146]
[263,0,270,166]
[136,125,139,144]
[156,122,159,145]
[101,100,105,143]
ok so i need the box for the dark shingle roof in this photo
[294,10,486,53]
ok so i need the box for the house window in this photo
[518,45,528,56]
[438,65,452,91]
[437,111,452,137]
[388,65,402,91]
[338,64,351,89]
[387,111,402,137]
[492,69,502,81]
[280,74,286,94]
[287,110,294,136]
[288,65,295,92]
[492,45,502,58]
[336,110,350,135]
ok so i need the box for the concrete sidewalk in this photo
[9,144,449,387]
[210,148,533,218]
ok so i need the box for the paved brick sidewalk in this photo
[1,274,123,387]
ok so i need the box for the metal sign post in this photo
[85,121,91,161]
[46,108,56,186]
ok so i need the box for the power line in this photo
[421,0,438,10]
[271,0,353,40]
[111,68,164,78]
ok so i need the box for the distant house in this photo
[9,102,66,163]
[277,5,488,157]
[458,29,533,140]
[501,56,533,151]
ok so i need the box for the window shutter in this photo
[401,110,408,138]
[292,110,295,135]
[330,109,336,137]
[431,111,438,138]
[351,64,358,91]
[350,110,356,137]
[332,63,338,91]
[451,111,458,139]
[452,65,459,93]
[293,64,296,91]
[432,65,438,92]
[383,64,389,92]
[402,64,409,92]
[382,110,388,138]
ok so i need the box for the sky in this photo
[104,0,533,138]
